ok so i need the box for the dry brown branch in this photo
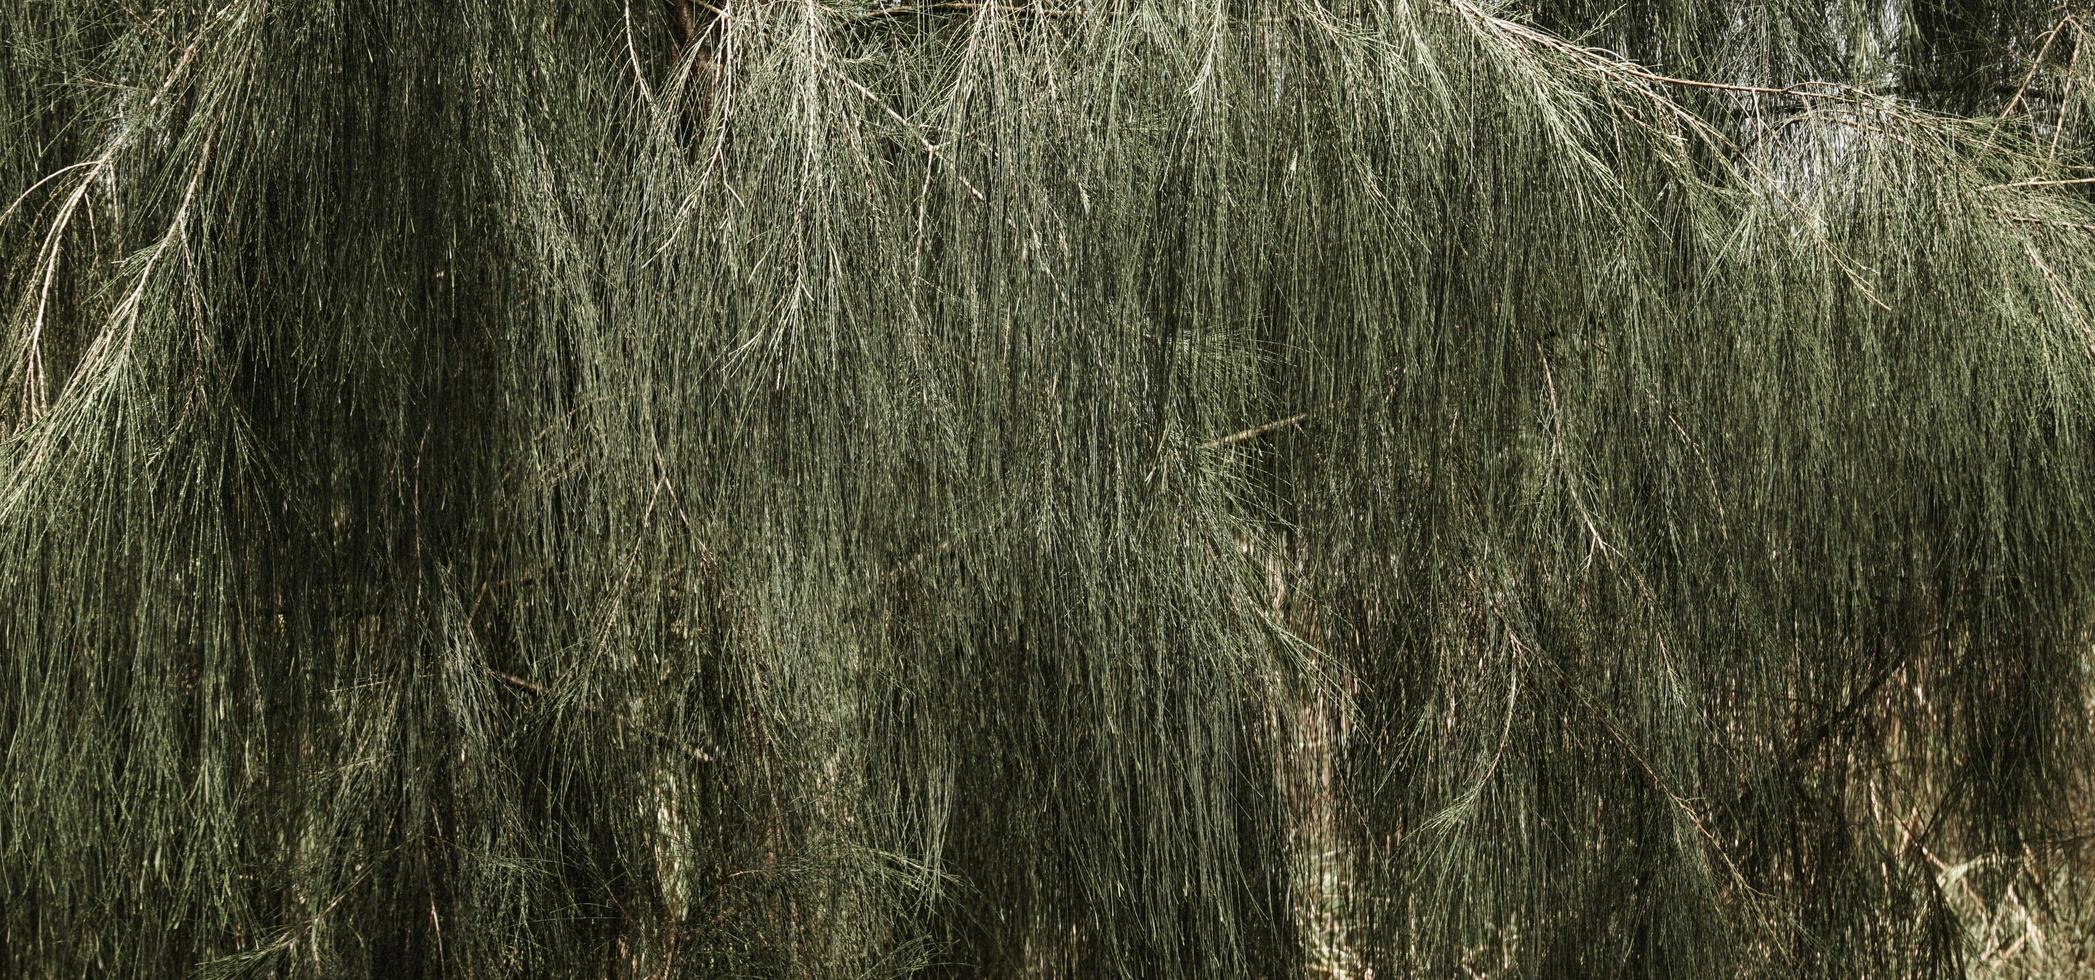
[1201,411,1312,449]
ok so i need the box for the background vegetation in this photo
[4,0,2094,976]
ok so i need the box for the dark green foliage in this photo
[3,1,2092,977]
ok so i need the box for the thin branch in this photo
[861,2,1086,18]
[1984,176,2095,190]
[2005,214,2095,233]
[625,2,658,105]
[2002,15,2076,119]
[1200,411,1311,449]
[879,409,1316,594]
[488,668,718,765]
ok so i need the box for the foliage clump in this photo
[3,1,2093,976]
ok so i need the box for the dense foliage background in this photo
[5,1,2095,976]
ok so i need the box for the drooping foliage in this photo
[2,1,2092,977]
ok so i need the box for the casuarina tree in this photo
[4,1,2093,977]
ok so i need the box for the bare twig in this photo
[2005,214,2095,233]
[1200,411,1312,449]
[1984,176,2095,190]
[2002,15,2077,118]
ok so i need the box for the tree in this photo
[3,1,2092,976]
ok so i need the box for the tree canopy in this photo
[4,1,2094,977]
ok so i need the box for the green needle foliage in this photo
[3,1,2093,977]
